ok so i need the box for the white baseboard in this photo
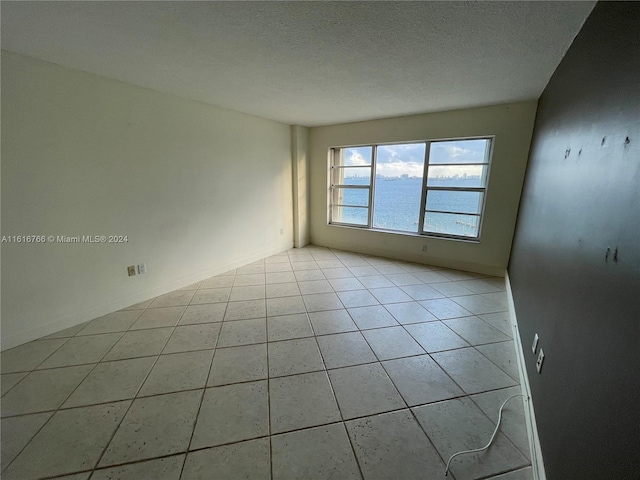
[505,272,546,480]
[1,241,293,351]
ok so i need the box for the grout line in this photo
[265,313,274,480]
[0,327,135,475]
[407,404,455,478]
[467,387,533,461]
[2,248,516,479]
[179,310,223,479]
[90,303,193,476]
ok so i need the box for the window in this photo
[329,138,492,240]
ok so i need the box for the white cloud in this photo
[448,146,473,158]
[347,150,368,166]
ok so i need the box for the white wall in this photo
[309,102,538,275]
[1,51,293,350]
[291,125,310,248]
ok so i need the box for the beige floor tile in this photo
[270,371,341,434]
[265,282,301,298]
[190,288,231,305]
[182,439,269,480]
[1,372,28,396]
[432,347,517,394]
[370,287,414,304]
[413,397,528,479]
[190,381,268,449]
[199,276,234,289]
[321,267,354,280]
[383,302,437,325]
[93,455,185,480]
[224,299,266,321]
[452,294,505,315]
[268,337,325,377]
[130,306,185,330]
[337,290,379,308]
[139,350,214,397]
[471,386,531,460]
[64,357,155,407]
[294,270,326,281]
[443,316,511,346]
[102,328,173,361]
[267,313,313,341]
[316,332,377,369]
[178,303,226,325]
[404,321,469,353]
[149,290,195,308]
[476,341,520,380]
[266,296,306,316]
[302,293,344,312]
[328,363,405,420]
[272,424,360,480]
[100,390,201,466]
[1,411,53,470]
[346,409,445,480]
[4,401,130,479]
[77,311,142,336]
[348,305,398,330]
[217,319,266,347]
[1,365,93,417]
[400,283,445,301]
[163,323,221,354]
[208,343,267,387]
[1,339,68,373]
[381,355,464,406]
[37,333,122,369]
[6,249,532,480]
[362,326,425,360]
[308,310,358,335]
[229,285,266,301]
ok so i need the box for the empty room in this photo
[1,2,638,480]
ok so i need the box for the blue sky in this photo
[343,139,489,178]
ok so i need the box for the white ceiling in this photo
[1,1,594,127]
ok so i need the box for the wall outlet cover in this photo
[532,333,539,354]
[127,265,136,277]
[137,263,147,275]
[536,348,545,373]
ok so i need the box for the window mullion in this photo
[368,146,377,228]
[418,141,431,234]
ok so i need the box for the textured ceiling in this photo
[1,1,595,127]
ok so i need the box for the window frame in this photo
[328,136,494,241]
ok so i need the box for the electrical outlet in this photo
[422,244,428,252]
[137,263,147,275]
[127,265,136,277]
[532,333,539,354]
[536,348,545,373]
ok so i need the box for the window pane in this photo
[372,143,426,232]
[332,166,371,186]
[427,164,487,188]
[332,206,368,226]
[425,190,483,215]
[332,187,369,207]
[341,146,373,166]
[429,139,489,164]
[423,212,480,238]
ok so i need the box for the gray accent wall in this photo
[509,2,640,479]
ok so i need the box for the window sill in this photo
[327,222,481,244]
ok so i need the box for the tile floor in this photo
[1,246,533,480]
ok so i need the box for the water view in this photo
[331,139,490,237]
